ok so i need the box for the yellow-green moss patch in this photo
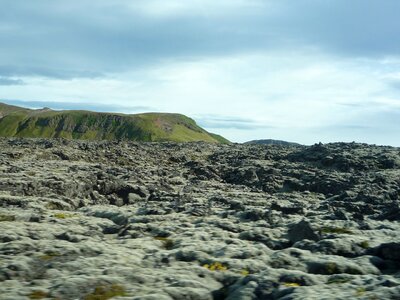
[84,284,127,300]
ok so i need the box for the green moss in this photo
[325,262,339,275]
[320,227,353,234]
[154,237,174,250]
[203,262,228,271]
[0,214,16,222]
[327,277,352,284]
[36,152,52,160]
[359,241,369,249]
[84,284,127,300]
[53,212,75,219]
[39,251,61,261]
[356,287,366,297]
[282,282,301,288]
[28,290,48,299]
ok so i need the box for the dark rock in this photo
[372,243,400,262]
[52,150,71,161]
[271,202,305,215]
[55,232,81,243]
[287,220,321,244]
[240,208,266,221]
[376,205,400,221]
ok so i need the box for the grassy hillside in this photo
[0,102,230,143]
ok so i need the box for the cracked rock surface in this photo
[0,138,399,299]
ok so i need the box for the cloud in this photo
[196,115,275,130]
[0,1,399,146]
[277,0,400,58]
[1,0,399,79]
[388,80,400,91]
[0,0,273,79]
[0,66,102,80]
[1,51,398,146]
[0,77,24,86]
[318,124,372,131]
[0,99,153,113]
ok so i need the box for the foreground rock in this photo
[0,138,399,299]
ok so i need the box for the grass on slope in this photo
[0,103,230,143]
[0,102,30,115]
[0,113,29,136]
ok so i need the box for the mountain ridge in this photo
[245,139,300,146]
[0,102,229,143]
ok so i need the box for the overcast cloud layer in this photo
[0,0,399,145]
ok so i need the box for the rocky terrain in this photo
[244,140,300,147]
[0,138,399,299]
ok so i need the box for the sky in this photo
[0,0,399,146]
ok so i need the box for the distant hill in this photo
[245,139,301,146]
[0,102,229,143]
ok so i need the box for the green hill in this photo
[0,102,229,143]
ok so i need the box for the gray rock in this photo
[0,138,400,299]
